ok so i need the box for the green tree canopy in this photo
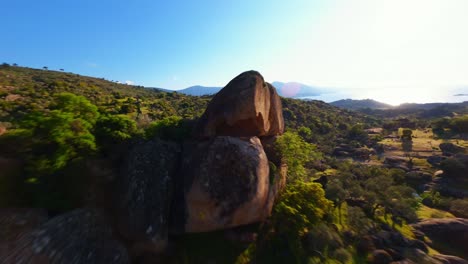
[274,131,322,181]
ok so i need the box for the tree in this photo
[43,66,48,70]
[347,124,368,143]
[450,115,468,133]
[325,179,347,224]
[257,182,333,263]
[53,92,99,121]
[347,207,372,235]
[94,114,138,148]
[401,128,413,141]
[274,132,322,181]
[20,93,100,174]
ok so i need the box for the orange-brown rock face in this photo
[173,137,272,233]
[194,71,284,138]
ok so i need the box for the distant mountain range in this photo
[169,81,324,98]
[175,85,221,96]
[271,82,322,97]
[330,99,392,110]
[330,99,468,111]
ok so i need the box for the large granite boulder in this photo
[194,71,284,138]
[411,218,468,259]
[172,136,273,233]
[116,138,181,254]
[3,208,129,264]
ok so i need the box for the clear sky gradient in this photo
[2,0,467,105]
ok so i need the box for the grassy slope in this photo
[0,65,210,125]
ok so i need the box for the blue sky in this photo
[2,0,468,104]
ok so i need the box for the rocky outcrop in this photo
[116,139,181,253]
[369,249,392,264]
[173,137,272,233]
[194,71,284,138]
[439,143,466,156]
[4,208,129,264]
[433,254,468,264]
[169,71,286,233]
[411,218,468,258]
[0,208,48,258]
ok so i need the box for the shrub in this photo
[332,248,352,263]
[145,116,193,142]
[95,114,138,147]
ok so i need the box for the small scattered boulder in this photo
[439,143,466,156]
[409,239,428,253]
[385,156,408,165]
[4,208,129,263]
[369,249,393,264]
[117,139,181,253]
[194,71,284,138]
[428,156,447,167]
[356,236,375,255]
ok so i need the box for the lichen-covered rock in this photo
[4,208,129,264]
[194,71,284,138]
[173,136,272,233]
[117,138,181,253]
[0,208,48,258]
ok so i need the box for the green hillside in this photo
[1,65,466,263]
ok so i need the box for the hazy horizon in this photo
[2,0,467,105]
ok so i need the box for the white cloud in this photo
[85,62,98,68]
[125,80,134,85]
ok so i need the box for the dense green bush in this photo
[274,131,322,181]
[145,116,193,142]
[256,182,332,264]
[450,115,468,133]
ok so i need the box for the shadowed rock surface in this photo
[411,218,468,259]
[173,136,272,233]
[194,71,284,138]
[439,143,466,156]
[0,208,48,258]
[117,139,181,253]
[3,208,129,264]
[433,254,468,264]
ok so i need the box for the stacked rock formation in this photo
[117,70,287,253]
[174,70,286,233]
